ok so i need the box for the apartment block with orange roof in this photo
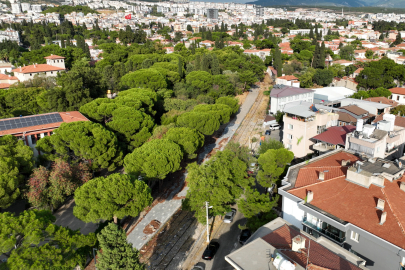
[279,149,405,270]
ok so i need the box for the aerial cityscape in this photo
[0,0,405,269]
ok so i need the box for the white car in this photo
[223,209,237,223]
[269,123,280,130]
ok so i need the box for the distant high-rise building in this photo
[31,4,43,12]
[256,6,264,17]
[207,8,218,20]
[11,3,21,14]
[21,3,31,12]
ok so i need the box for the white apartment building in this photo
[21,3,31,12]
[11,3,21,14]
[269,85,314,114]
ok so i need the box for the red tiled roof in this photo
[262,224,362,270]
[311,125,356,146]
[389,87,405,95]
[364,97,398,106]
[287,151,405,250]
[0,111,88,136]
[0,74,18,80]
[0,83,11,89]
[12,64,65,74]
[278,75,298,81]
[354,68,363,74]
[44,54,65,59]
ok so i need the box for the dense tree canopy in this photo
[36,121,123,171]
[120,68,167,91]
[257,148,294,188]
[184,149,251,224]
[124,139,183,179]
[74,174,152,223]
[163,127,204,159]
[96,223,145,270]
[0,135,33,209]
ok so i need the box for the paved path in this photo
[127,87,260,251]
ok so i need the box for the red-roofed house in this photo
[12,54,65,82]
[389,87,405,104]
[0,111,88,156]
[279,149,405,270]
[276,75,300,87]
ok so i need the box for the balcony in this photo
[302,219,346,245]
[312,143,336,153]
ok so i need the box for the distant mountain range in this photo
[247,0,405,8]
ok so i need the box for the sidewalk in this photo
[126,87,261,251]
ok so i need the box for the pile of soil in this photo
[143,220,161,235]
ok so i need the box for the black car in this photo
[238,229,251,245]
[191,262,205,270]
[202,241,220,260]
[265,130,271,135]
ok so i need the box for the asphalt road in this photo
[202,209,247,270]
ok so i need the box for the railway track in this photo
[231,83,266,146]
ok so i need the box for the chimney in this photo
[379,101,382,103]
[398,111,401,117]
[306,191,314,203]
[319,171,325,180]
[380,212,387,225]
[400,182,405,192]
[376,198,385,211]
[361,96,363,100]
[341,160,350,166]
[292,235,306,252]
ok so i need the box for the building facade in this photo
[269,85,314,114]
[279,150,405,270]
[12,55,65,82]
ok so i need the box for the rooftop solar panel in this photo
[0,113,63,132]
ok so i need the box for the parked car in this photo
[192,262,205,270]
[269,123,280,130]
[223,208,237,223]
[238,229,252,245]
[265,130,271,135]
[202,241,220,260]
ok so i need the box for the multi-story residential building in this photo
[11,3,21,14]
[289,29,311,35]
[225,217,368,270]
[282,102,339,158]
[21,3,31,12]
[255,5,263,17]
[345,115,405,160]
[279,149,405,270]
[31,4,42,12]
[206,8,218,20]
[0,28,20,44]
[0,111,88,156]
[269,85,314,114]
[12,55,65,82]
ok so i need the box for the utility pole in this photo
[206,201,212,243]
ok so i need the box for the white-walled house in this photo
[12,55,65,82]
[269,85,314,114]
[389,87,405,105]
[275,75,300,87]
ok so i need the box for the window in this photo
[350,231,359,242]
[285,144,291,149]
[30,73,32,76]
[51,71,53,74]
[398,96,400,101]
[287,134,293,140]
[288,124,293,130]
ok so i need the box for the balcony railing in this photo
[302,220,346,244]
[312,143,336,152]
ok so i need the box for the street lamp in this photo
[206,201,213,243]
